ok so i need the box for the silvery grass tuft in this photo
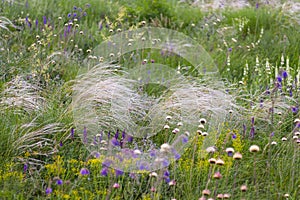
[0,76,45,114]
[72,61,235,171]
[13,122,64,168]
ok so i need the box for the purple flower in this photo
[101,167,109,176]
[277,76,282,83]
[23,163,28,173]
[102,159,112,167]
[292,106,298,113]
[86,3,91,8]
[70,128,75,138]
[83,12,87,16]
[56,179,63,185]
[115,169,123,177]
[164,170,170,177]
[59,141,63,147]
[111,138,120,146]
[67,13,71,18]
[35,19,38,27]
[73,13,77,18]
[80,168,90,175]
[270,132,274,137]
[83,127,87,144]
[228,47,232,52]
[251,116,255,125]
[73,6,77,10]
[46,187,52,195]
[282,71,288,79]
[181,135,188,144]
[232,134,237,139]
[250,126,255,138]
[256,3,259,9]
[43,16,47,25]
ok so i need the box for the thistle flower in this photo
[208,158,216,164]
[202,132,208,136]
[225,147,234,156]
[169,180,176,186]
[216,158,225,166]
[172,128,180,134]
[202,189,211,196]
[113,183,120,189]
[233,152,242,160]
[213,171,222,179]
[101,167,108,176]
[199,118,207,124]
[149,172,158,177]
[56,179,63,185]
[217,194,224,199]
[223,194,231,199]
[240,185,247,192]
[281,137,287,141]
[160,143,171,153]
[249,145,260,153]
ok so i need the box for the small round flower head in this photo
[113,183,120,189]
[86,49,91,53]
[281,137,287,141]
[172,128,180,134]
[199,118,207,124]
[197,130,203,135]
[216,158,225,166]
[249,145,260,153]
[233,152,242,160]
[208,158,216,164]
[198,124,205,129]
[177,122,183,126]
[228,109,233,114]
[46,187,52,195]
[217,194,224,199]
[184,131,190,136]
[133,149,141,155]
[293,135,298,140]
[295,131,300,136]
[271,141,277,145]
[223,194,231,199]
[296,139,300,144]
[80,168,90,175]
[166,115,172,120]
[160,143,171,153]
[277,111,282,115]
[213,171,222,179]
[169,180,176,186]
[294,118,300,123]
[163,124,170,130]
[202,132,208,136]
[284,193,289,198]
[225,147,235,156]
[109,53,114,57]
[206,146,216,153]
[56,179,63,185]
[198,197,206,200]
[149,172,158,177]
[207,198,214,200]
[141,21,146,25]
[202,189,211,196]
[240,185,247,192]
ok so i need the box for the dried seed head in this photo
[281,137,287,141]
[202,132,208,136]
[199,118,207,124]
[217,194,224,199]
[164,124,170,129]
[271,141,277,145]
[216,158,225,166]
[213,171,222,179]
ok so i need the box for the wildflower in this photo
[198,124,205,129]
[166,115,172,120]
[213,171,222,179]
[149,172,158,177]
[199,118,207,124]
[23,163,28,173]
[293,136,298,140]
[208,158,216,164]
[115,169,123,177]
[177,122,183,126]
[295,131,300,136]
[294,118,300,123]
[169,180,176,186]
[113,183,120,189]
[80,168,90,175]
[160,143,171,153]
[271,141,277,145]
[202,189,211,196]
[223,194,231,199]
[101,167,108,176]
[225,147,234,156]
[172,128,180,134]
[67,13,71,18]
[56,179,63,185]
[133,149,141,155]
[198,197,206,200]
[282,71,288,79]
[46,187,52,195]
[233,152,242,160]
[197,130,203,135]
[163,124,170,129]
[150,187,156,192]
[43,16,47,25]
[206,146,216,153]
[216,159,225,166]
[217,194,224,199]
[240,185,247,192]
[292,107,299,113]
[284,194,289,198]
[249,145,260,152]
[281,137,287,141]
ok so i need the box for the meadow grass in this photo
[0,0,300,199]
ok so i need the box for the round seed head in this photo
[233,152,242,160]
[249,145,260,153]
